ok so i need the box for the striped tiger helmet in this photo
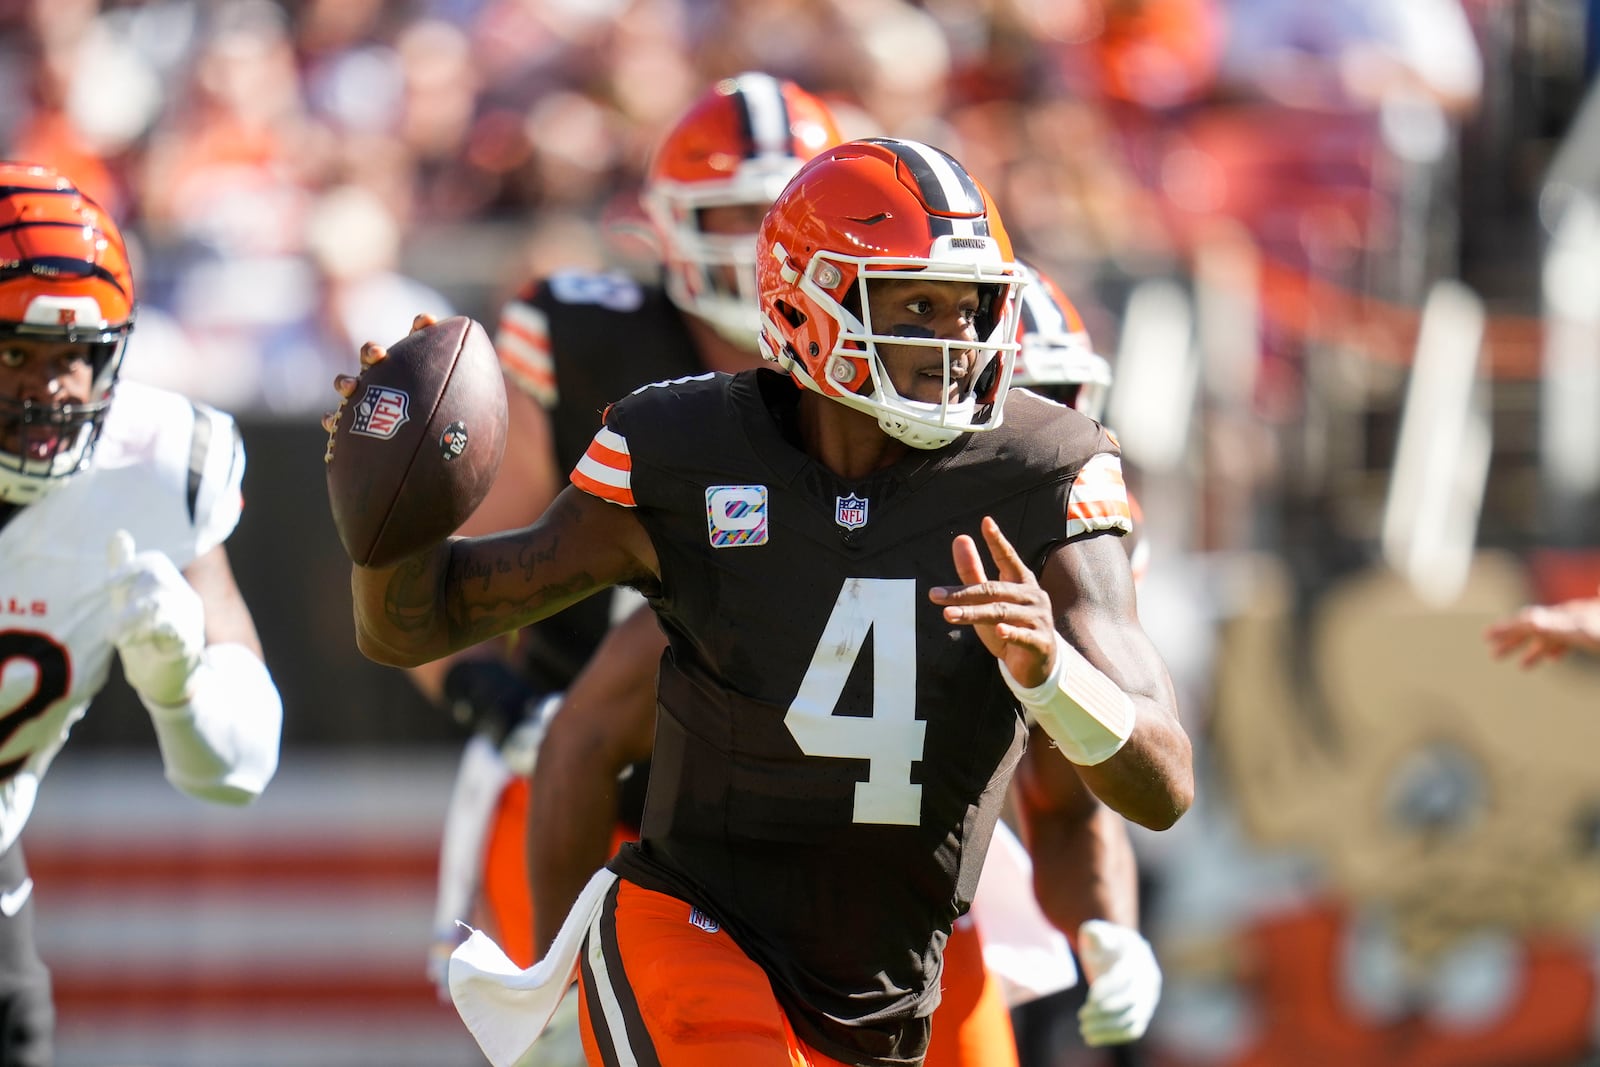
[0,163,135,504]
[1013,262,1112,421]
[756,138,1024,449]
[643,73,842,349]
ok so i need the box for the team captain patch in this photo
[705,485,768,547]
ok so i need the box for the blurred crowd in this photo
[0,0,1555,431]
[15,4,1600,1066]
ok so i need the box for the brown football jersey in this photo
[573,368,1128,1065]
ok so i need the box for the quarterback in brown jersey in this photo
[337,138,1192,1067]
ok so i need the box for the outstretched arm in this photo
[529,603,663,957]
[327,324,655,670]
[931,517,1192,829]
[350,484,657,669]
[1485,590,1600,668]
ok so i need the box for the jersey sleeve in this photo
[1064,451,1131,540]
[571,422,636,507]
[494,286,557,407]
[190,402,245,554]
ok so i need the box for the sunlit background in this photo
[8,0,1600,1064]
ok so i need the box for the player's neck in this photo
[683,313,764,375]
[796,393,911,481]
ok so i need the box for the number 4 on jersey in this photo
[784,578,926,826]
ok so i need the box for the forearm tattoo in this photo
[442,534,606,650]
[382,554,443,637]
[375,496,647,656]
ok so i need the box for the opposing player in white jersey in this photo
[0,162,283,1066]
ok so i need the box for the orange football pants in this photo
[926,918,1019,1067]
[483,778,1019,1066]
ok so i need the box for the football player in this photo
[0,163,282,1066]
[412,62,846,994]
[336,137,1192,1067]
[413,74,850,1067]
[424,77,1161,1065]
[517,260,1165,1065]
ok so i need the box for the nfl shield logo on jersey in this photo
[351,385,410,440]
[836,493,869,530]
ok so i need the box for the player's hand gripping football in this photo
[320,313,438,455]
[1076,919,1162,1046]
[930,516,1057,687]
[107,530,206,707]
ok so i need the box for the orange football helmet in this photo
[756,138,1024,449]
[1012,262,1113,421]
[0,162,135,504]
[643,72,842,348]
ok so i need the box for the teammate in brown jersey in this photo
[335,138,1192,1067]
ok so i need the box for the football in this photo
[325,315,508,567]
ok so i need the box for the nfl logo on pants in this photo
[836,494,868,530]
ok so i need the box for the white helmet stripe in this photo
[1020,283,1069,334]
[903,140,969,211]
[868,138,984,214]
[733,72,791,159]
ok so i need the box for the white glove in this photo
[107,530,206,707]
[1077,919,1162,1046]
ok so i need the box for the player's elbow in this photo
[355,621,432,669]
[1131,777,1193,831]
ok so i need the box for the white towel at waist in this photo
[449,867,619,1067]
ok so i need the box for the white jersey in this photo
[0,381,245,852]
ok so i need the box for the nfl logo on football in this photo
[351,385,410,440]
[836,493,868,530]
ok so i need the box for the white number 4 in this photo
[784,578,926,826]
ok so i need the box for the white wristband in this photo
[1000,633,1134,765]
[142,643,283,805]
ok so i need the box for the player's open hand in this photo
[1485,594,1600,668]
[930,516,1056,686]
[322,314,440,453]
